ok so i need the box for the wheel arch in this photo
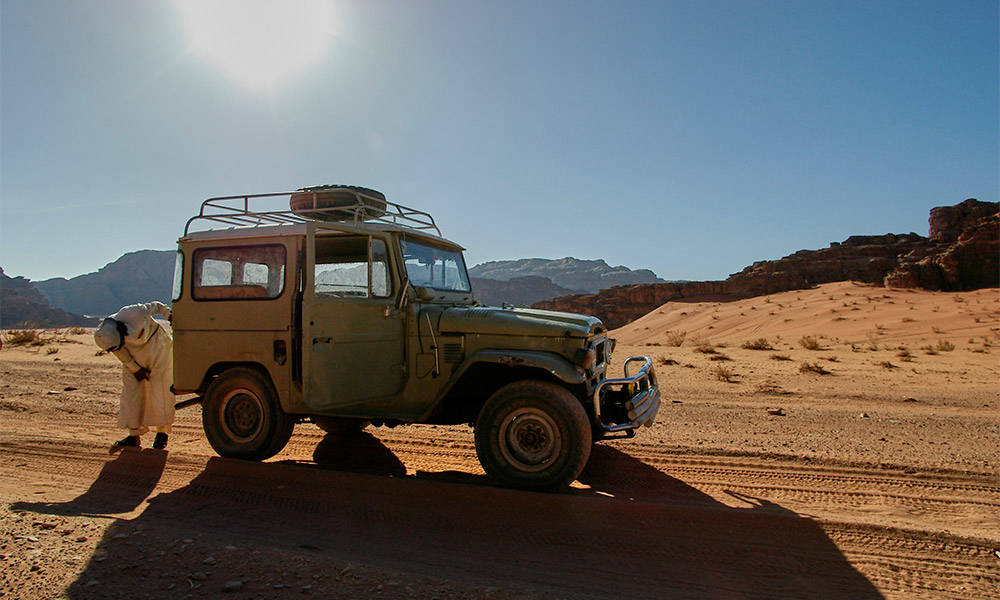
[423,350,587,426]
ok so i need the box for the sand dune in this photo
[614,281,1000,348]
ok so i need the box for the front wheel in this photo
[202,367,294,461]
[474,380,592,492]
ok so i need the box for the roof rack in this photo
[184,188,442,237]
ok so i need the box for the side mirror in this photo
[413,286,434,301]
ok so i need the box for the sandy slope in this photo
[1,286,999,599]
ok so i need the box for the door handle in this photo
[313,337,332,345]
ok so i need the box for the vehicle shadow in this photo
[11,449,166,517]
[54,441,883,599]
[306,431,407,477]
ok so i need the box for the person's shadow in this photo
[46,437,883,599]
[12,449,166,517]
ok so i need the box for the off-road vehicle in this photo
[171,186,660,490]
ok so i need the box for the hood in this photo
[437,306,605,339]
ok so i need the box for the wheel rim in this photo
[221,389,264,443]
[498,407,561,473]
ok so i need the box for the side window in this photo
[314,236,392,299]
[171,251,184,301]
[193,245,286,300]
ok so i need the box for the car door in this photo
[302,226,405,414]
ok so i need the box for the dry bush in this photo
[45,347,59,355]
[66,326,88,335]
[932,326,945,334]
[901,317,915,323]
[692,340,717,354]
[657,357,678,366]
[921,345,939,355]
[935,340,955,352]
[754,381,790,395]
[799,362,830,375]
[712,364,736,382]
[740,338,774,351]
[823,356,838,362]
[877,360,897,369]
[769,354,792,361]
[664,331,687,347]
[896,348,913,361]
[2,329,44,346]
[798,336,822,351]
[709,354,732,361]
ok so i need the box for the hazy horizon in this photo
[3,1,997,282]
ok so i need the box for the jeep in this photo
[171,185,660,490]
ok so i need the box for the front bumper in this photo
[593,356,661,433]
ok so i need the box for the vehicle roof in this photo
[179,222,465,251]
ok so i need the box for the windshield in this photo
[399,238,471,293]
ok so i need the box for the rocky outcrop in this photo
[34,250,175,317]
[535,199,998,328]
[469,257,664,292]
[1,268,96,328]
[471,276,583,307]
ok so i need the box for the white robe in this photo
[110,302,175,432]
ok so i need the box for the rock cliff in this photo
[469,257,664,292]
[534,199,998,328]
[1,268,96,328]
[471,276,583,307]
[34,250,175,317]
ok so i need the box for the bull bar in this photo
[593,356,661,433]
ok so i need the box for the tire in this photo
[474,380,592,492]
[202,367,294,461]
[312,416,369,436]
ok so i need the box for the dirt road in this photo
[2,411,996,599]
[1,319,998,599]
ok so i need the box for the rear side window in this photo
[172,251,183,301]
[193,245,286,300]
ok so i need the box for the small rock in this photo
[94,556,106,562]
[766,408,786,416]
[181,538,194,544]
[903,397,918,403]
[46,390,59,395]
[85,580,100,587]
[202,556,216,565]
[112,533,129,540]
[189,572,208,581]
[273,584,286,589]
[75,536,87,542]
[671,400,683,404]
[30,565,40,572]
[32,521,56,530]
[224,545,237,551]
[222,580,243,592]
[860,412,870,418]
[63,386,78,391]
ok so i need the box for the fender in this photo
[421,349,585,421]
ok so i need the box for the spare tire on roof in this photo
[289,185,387,222]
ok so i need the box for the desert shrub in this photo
[799,362,830,375]
[901,317,915,323]
[664,331,687,347]
[740,338,773,351]
[935,340,955,352]
[657,357,678,366]
[709,354,732,361]
[798,336,822,351]
[769,354,792,361]
[66,326,88,335]
[45,347,58,355]
[932,326,945,334]
[823,356,838,362]
[712,364,736,382]
[921,345,939,355]
[877,360,896,369]
[2,329,43,346]
[896,348,913,361]
[692,340,717,354]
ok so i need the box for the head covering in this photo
[93,317,124,351]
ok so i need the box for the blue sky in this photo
[2,0,997,282]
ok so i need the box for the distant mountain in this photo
[1,268,96,328]
[468,258,664,293]
[35,250,175,317]
[471,276,583,307]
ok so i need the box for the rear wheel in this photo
[202,367,294,461]
[474,380,591,492]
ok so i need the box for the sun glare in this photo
[176,0,335,90]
